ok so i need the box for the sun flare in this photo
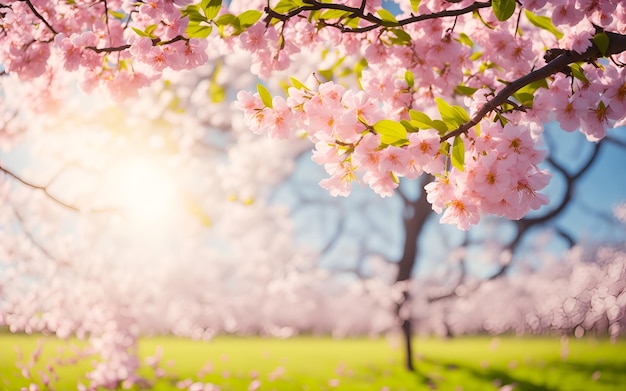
[111,157,177,221]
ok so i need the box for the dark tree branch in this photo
[86,35,187,54]
[442,30,626,142]
[526,141,602,227]
[393,177,433,371]
[486,140,603,281]
[102,0,113,47]
[555,227,576,248]
[575,199,626,232]
[21,0,57,35]
[605,135,626,149]
[265,0,492,34]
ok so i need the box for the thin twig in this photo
[21,0,57,35]
[0,164,115,213]
[85,35,187,53]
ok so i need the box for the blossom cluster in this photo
[237,76,553,229]
[533,67,626,142]
[0,0,205,99]
[1,0,626,227]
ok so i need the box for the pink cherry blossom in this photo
[262,96,294,139]
[352,133,382,172]
[379,145,410,176]
[439,198,481,231]
[363,170,398,198]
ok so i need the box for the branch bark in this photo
[394,177,433,371]
[0,164,115,213]
[265,0,492,33]
[442,30,626,141]
[21,0,57,35]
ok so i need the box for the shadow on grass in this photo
[555,361,626,386]
[411,356,626,391]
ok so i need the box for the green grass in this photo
[0,334,624,390]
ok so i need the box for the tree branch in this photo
[265,0,492,33]
[85,35,187,54]
[604,135,626,149]
[525,141,602,227]
[0,164,114,213]
[485,140,604,281]
[10,204,62,263]
[20,0,57,35]
[442,30,626,141]
[426,234,469,303]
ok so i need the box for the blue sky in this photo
[274,123,626,281]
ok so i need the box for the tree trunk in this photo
[399,292,414,371]
[394,179,432,371]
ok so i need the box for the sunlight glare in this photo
[112,157,177,221]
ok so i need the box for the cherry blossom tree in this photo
[2,0,626,388]
[1,0,625,228]
[275,124,626,370]
[415,241,626,342]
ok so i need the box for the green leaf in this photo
[320,9,351,20]
[289,76,310,91]
[593,32,610,56]
[186,22,212,38]
[215,13,236,26]
[343,17,360,29]
[405,70,414,88]
[237,9,262,29]
[432,120,448,134]
[354,57,368,88]
[145,24,158,36]
[257,84,273,108]
[132,27,150,37]
[514,92,534,107]
[308,10,321,23]
[570,63,588,83]
[410,0,420,12]
[469,51,483,61]
[202,0,222,20]
[473,9,495,29]
[451,136,465,172]
[409,110,435,129]
[387,28,412,46]
[454,85,478,97]
[108,10,126,20]
[318,69,333,81]
[513,78,548,107]
[373,119,408,145]
[435,98,470,129]
[524,10,563,40]
[181,5,208,23]
[457,32,473,48]
[132,25,157,39]
[492,0,516,22]
[376,9,399,26]
[401,119,418,132]
[209,83,226,103]
[273,0,305,14]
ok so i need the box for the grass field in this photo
[0,334,624,390]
